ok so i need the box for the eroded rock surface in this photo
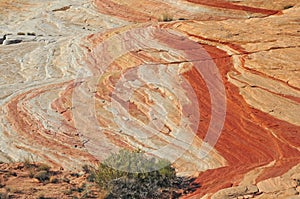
[0,0,299,198]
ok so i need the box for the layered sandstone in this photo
[0,0,299,198]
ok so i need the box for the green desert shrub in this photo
[93,149,200,199]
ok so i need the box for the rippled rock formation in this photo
[0,0,299,198]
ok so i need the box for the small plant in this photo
[34,170,50,182]
[28,169,35,178]
[37,164,51,172]
[23,156,34,169]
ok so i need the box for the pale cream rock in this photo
[211,185,258,199]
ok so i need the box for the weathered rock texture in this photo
[0,162,104,198]
[0,0,299,198]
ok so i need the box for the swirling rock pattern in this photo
[0,0,299,198]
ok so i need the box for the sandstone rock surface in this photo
[0,0,299,198]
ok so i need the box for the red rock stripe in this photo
[186,0,280,15]
[5,82,97,168]
[184,41,300,198]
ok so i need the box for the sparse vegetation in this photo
[34,170,50,182]
[23,157,34,169]
[91,149,200,199]
[37,164,51,172]
[0,152,200,198]
[25,163,52,181]
[28,168,35,178]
